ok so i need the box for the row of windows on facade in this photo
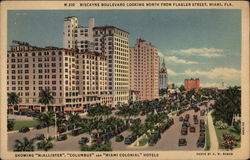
[8,51,63,57]
[8,57,62,64]
[93,29,128,38]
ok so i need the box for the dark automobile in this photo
[194,119,199,125]
[72,128,85,136]
[200,126,205,132]
[35,134,45,140]
[58,127,66,134]
[190,126,196,132]
[178,138,187,146]
[78,137,89,144]
[67,124,75,131]
[124,134,137,145]
[150,132,161,145]
[57,134,67,141]
[197,136,205,148]
[193,115,198,119]
[19,127,30,133]
[36,124,46,129]
[200,110,205,116]
[182,121,190,128]
[200,119,205,126]
[181,127,188,135]
[179,116,183,121]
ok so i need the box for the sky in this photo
[8,10,241,87]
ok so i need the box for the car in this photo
[200,126,205,132]
[194,119,199,125]
[67,124,75,131]
[193,115,198,119]
[197,136,205,148]
[181,127,188,135]
[200,110,205,116]
[35,134,45,140]
[78,137,89,144]
[200,119,205,125]
[178,138,187,146]
[124,134,137,145]
[190,126,196,132]
[182,121,190,128]
[179,116,183,121]
[185,114,190,119]
[19,127,30,133]
[36,124,46,129]
[57,134,67,141]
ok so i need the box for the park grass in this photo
[205,117,211,151]
[139,137,148,146]
[13,120,40,131]
[212,116,241,150]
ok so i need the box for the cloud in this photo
[201,82,221,88]
[183,67,240,81]
[165,56,199,64]
[170,48,224,57]
[168,68,179,76]
[158,51,164,57]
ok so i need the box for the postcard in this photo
[0,1,249,160]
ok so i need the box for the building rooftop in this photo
[93,26,129,34]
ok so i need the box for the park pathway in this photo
[207,111,219,150]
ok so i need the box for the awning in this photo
[8,106,14,110]
[33,107,41,111]
[64,108,84,112]
[19,107,28,110]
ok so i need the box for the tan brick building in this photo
[129,39,160,101]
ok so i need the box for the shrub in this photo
[222,133,237,150]
[139,138,148,146]
[8,119,14,131]
[115,135,124,142]
[233,121,241,134]
[219,123,228,129]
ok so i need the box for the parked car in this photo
[197,136,205,148]
[200,110,205,116]
[35,134,45,140]
[78,137,89,145]
[190,126,196,132]
[179,116,183,121]
[72,128,85,136]
[178,138,187,146]
[36,124,46,129]
[19,127,30,133]
[57,134,67,141]
[200,126,205,132]
[182,121,190,128]
[67,124,75,131]
[200,119,205,126]
[124,134,137,145]
[181,127,188,135]
[194,119,199,125]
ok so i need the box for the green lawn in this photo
[214,125,241,149]
[205,117,211,151]
[211,116,241,150]
[13,120,40,131]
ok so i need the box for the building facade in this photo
[7,43,81,112]
[63,17,130,107]
[129,39,160,101]
[159,59,168,89]
[7,42,110,112]
[184,78,200,91]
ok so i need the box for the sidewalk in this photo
[207,111,219,150]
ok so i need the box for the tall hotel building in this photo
[129,39,160,101]
[63,17,130,107]
[7,42,108,112]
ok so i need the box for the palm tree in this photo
[14,137,34,151]
[37,139,53,151]
[7,92,21,114]
[39,88,54,112]
[37,112,55,138]
[67,112,81,127]
[212,86,241,125]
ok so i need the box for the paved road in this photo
[207,111,219,150]
[8,126,57,151]
[8,102,212,151]
[112,108,205,151]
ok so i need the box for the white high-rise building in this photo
[63,17,129,107]
[160,59,168,89]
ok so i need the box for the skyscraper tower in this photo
[160,59,168,89]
